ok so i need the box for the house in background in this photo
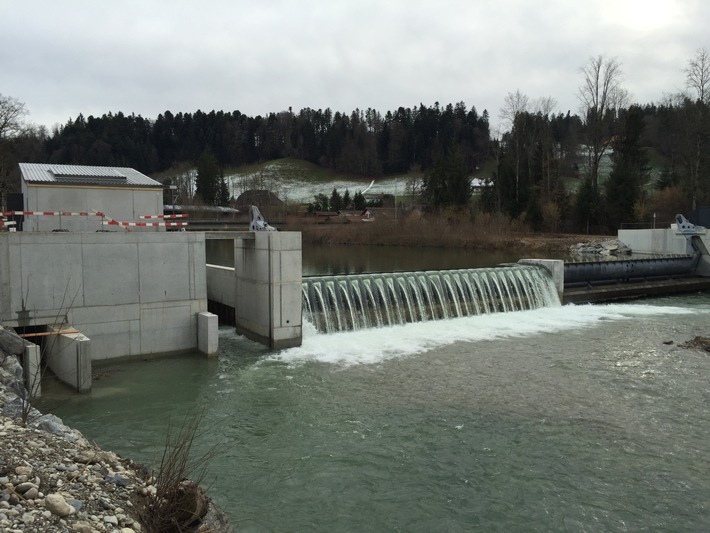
[18,163,163,232]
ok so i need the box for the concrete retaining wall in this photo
[0,232,208,360]
[617,228,692,255]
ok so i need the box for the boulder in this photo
[45,493,76,517]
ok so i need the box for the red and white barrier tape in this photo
[1,210,187,229]
[138,214,188,219]
[103,221,189,227]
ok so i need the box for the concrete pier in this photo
[198,311,219,356]
[518,259,565,300]
[44,328,92,393]
[206,231,302,350]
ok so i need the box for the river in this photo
[40,246,710,532]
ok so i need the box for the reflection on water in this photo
[302,243,567,276]
[42,293,710,532]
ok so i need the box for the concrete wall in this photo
[617,228,684,254]
[206,264,237,308]
[0,232,208,360]
[21,183,163,232]
[617,227,709,255]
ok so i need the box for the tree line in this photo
[1,49,708,234]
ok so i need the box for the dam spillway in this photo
[302,265,560,333]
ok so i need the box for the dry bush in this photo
[136,414,216,533]
[293,210,534,249]
[542,202,562,233]
[647,187,692,224]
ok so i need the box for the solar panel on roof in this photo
[49,166,127,180]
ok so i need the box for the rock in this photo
[104,514,119,526]
[679,336,710,352]
[14,481,37,494]
[105,474,130,487]
[45,493,76,517]
[0,327,25,356]
[36,414,71,436]
[570,239,631,257]
[72,521,93,533]
[14,466,32,476]
[67,498,83,512]
[23,487,39,500]
[74,449,118,465]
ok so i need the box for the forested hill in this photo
[41,103,493,177]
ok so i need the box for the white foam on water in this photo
[270,302,704,366]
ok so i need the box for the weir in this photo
[302,264,560,333]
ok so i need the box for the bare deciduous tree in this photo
[535,96,558,117]
[0,94,29,210]
[685,47,710,104]
[499,89,530,132]
[578,55,629,188]
[0,94,28,139]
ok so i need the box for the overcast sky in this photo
[1,0,707,133]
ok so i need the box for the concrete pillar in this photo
[234,231,302,350]
[518,259,565,301]
[23,342,41,399]
[198,311,219,356]
[76,337,91,393]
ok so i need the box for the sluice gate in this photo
[302,265,560,333]
[563,255,700,287]
[562,253,710,304]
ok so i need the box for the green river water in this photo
[37,244,710,532]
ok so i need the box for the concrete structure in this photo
[619,225,710,276]
[618,224,710,256]
[18,163,163,232]
[0,232,210,362]
[45,328,92,393]
[206,231,302,350]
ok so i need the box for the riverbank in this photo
[288,213,609,251]
[0,326,232,533]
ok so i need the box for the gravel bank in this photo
[0,326,232,533]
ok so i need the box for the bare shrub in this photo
[136,413,217,533]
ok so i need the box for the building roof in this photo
[19,163,161,188]
[234,189,285,207]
